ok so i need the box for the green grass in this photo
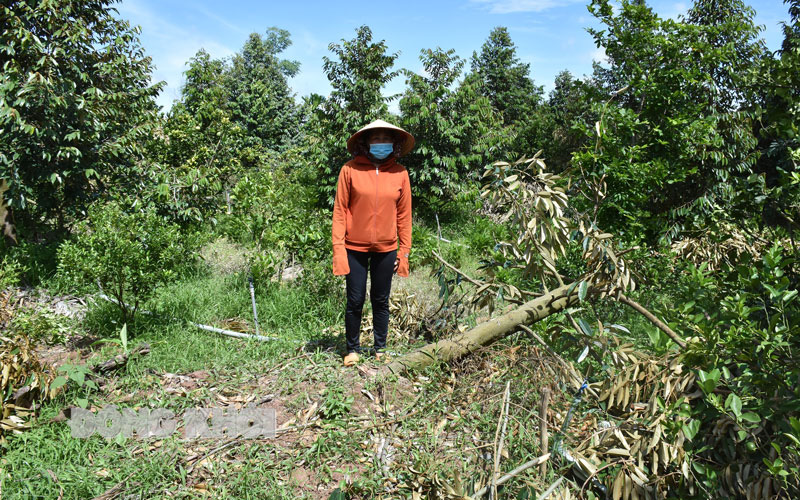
[79,265,345,372]
[4,413,185,498]
[2,256,355,498]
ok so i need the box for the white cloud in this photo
[118,0,235,111]
[506,24,550,34]
[590,46,608,64]
[189,4,250,36]
[663,2,688,21]
[471,0,582,14]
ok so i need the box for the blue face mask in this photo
[369,143,394,160]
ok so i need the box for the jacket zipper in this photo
[374,165,379,244]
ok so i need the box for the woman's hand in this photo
[394,258,399,274]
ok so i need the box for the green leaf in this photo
[740,412,761,424]
[784,433,800,447]
[76,398,89,409]
[50,376,68,391]
[682,419,700,441]
[69,370,85,386]
[578,281,588,302]
[726,393,742,418]
[763,283,779,298]
[577,318,593,337]
[566,281,580,296]
[327,487,346,500]
[697,369,720,394]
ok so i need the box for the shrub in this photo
[674,245,800,495]
[9,308,72,345]
[409,224,436,269]
[299,259,343,299]
[57,202,195,326]
[220,163,329,268]
[0,253,25,289]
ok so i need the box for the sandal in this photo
[343,352,360,367]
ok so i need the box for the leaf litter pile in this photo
[1,290,56,439]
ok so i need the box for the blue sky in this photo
[116,0,792,112]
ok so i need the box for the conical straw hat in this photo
[346,119,415,157]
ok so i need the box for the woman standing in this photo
[331,120,414,366]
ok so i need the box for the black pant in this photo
[345,249,396,354]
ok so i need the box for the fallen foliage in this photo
[1,291,55,440]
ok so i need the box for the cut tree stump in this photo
[93,343,151,375]
[379,282,582,376]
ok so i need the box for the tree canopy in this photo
[0,0,162,230]
[305,25,400,205]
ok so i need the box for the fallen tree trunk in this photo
[380,282,582,375]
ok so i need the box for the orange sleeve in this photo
[396,169,412,277]
[332,165,350,276]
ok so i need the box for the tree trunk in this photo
[380,282,581,376]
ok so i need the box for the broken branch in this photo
[616,293,686,348]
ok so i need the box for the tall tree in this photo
[146,27,301,223]
[305,25,400,205]
[148,50,246,223]
[227,28,300,150]
[575,0,765,240]
[0,0,162,232]
[399,48,505,209]
[542,70,595,172]
[180,50,230,123]
[469,27,541,127]
[753,0,800,234]
[685,0,765,111]
[508,70,596,171]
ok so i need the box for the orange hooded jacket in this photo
[331,155,412,276]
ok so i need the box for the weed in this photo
[319,384,354,422]
[50,362,98,409]
[0,253,25,289]
[9,307,73,345]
